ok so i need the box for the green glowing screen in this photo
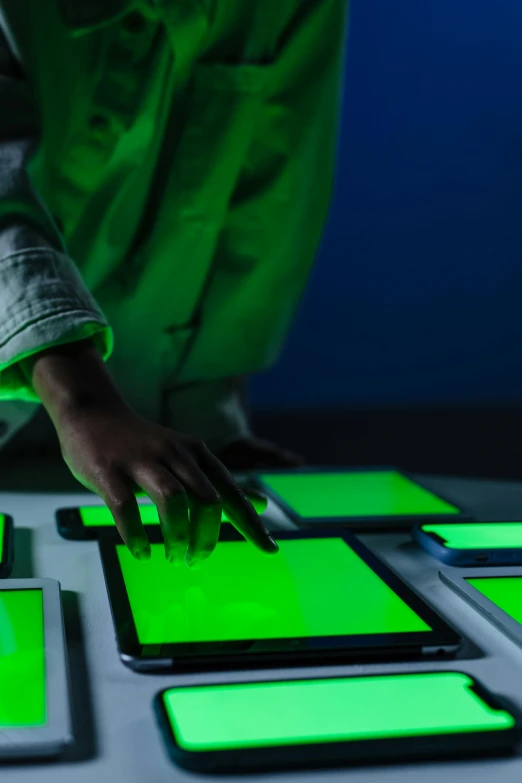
[424,523,522,550]
[162,672,514,751]
[0,515,4,562]
[81,504,160,527]
[116,537,431,645]
[259,471,459,519]
[80,501,261,527]
[0,589,46,727]
[467,577,522,624]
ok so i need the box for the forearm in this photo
[21,340,126,426]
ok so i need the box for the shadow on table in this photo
[399,540,485,661]
[0,456,83,493]
[61,590,98,763]
[9,527,35,579]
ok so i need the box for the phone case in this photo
[153,673,522,773]
[413,524,522,567]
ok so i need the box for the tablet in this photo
[56,491,268,541]
[255,468,466,531]
[415,522,522,566]
[440,567,522,648]
[0,579,72,759]
[100,528,461,672]
[154,671,521,773]
[0,515,14,578]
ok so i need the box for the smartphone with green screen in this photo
[55,490,267,540]
[255,467,466,531]
[414,522,522,566]
[154,671,521,773]
[0,515,14,578]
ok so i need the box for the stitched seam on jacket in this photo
[0,308,108,349]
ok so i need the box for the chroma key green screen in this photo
[116,537,431,645]
[260,471,459,519]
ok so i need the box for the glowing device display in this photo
[423,523,522,550]
[259,470,459,519]
[0,589,46,727]
[80,504,160,527]
[161,672,514,751]
[466,577,522,625]
[79,503,259,527]
[116,537,431,645]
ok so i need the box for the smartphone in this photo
[255,467,466,531]
[414,522,522,566]
[55,491,268,541]
[154,671,521,773]
[0,514,14,578]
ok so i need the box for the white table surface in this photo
[2,468,522,781]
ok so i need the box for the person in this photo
[0,0,347,566]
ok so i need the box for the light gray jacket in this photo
[0,0,346,448]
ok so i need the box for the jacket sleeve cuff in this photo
[0,247,113,401]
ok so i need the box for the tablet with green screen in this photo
[154,671,521,772]
[414,522,522,566]
[0,514,14,577]
[56,491,267,540]
[0,579,72,759]
[256,468,464,531]
[100,528,460,672]
[441,567,522,648]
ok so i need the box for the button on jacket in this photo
[0,0,347,449]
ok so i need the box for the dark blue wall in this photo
[251,0,522,409]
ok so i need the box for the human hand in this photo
[24,341,277,567]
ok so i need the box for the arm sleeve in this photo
[0,21,113,402]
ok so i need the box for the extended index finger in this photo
[200,450,278,554]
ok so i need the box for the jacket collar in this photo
[58,0,136,32]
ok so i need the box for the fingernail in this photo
[186,558,202,570]
[134,546,151,561]
[168,554,184,567]
[268,536,279,551]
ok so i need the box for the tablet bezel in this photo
[440,566,522,647]
[0,578,73,759]
[153,671,522,773]
[254,466,469,531]
[100,528,461,672]
[0,514,14,578]
[414,522,522,567]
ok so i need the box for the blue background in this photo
[251,0,522,410]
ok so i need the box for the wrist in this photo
[23,340,127,425]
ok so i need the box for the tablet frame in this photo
[0,578,73,759]
[414,522,522,567]
[254,466,470,532]
[440,566,522,647]
[0,515,14,578]
[153,671,522,773]
[100,527,461,672]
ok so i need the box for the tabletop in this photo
[2,465,522,782]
